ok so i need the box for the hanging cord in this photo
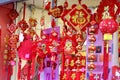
[23,2,26,20]
[78,0,81,4]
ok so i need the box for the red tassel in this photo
[51,19,56,28]
[18,58,21,79]
[27,61,31,80]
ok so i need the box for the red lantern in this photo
[99,18,118,34]
[88,63,96,71]
[88,35,96,42]
[76,45,82,50]
[88,44,96,52]
[88,53,96,62]
[89,27,96,34]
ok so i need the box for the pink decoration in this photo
[10,60,16,66]
[18,34,33,60]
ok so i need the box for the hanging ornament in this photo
[8,9,19,20]
[8,34,18,49]
[88,35,96,43]
[18,20,29,32]
[29,18,37,27]
[18,3,28,32]
[87,18,97,80]
[7,23,18,34]
[88,53,96,62]
[87,63,96,71]
[61,0,91,31]
[88,44,96,52]
[48,5,63,18]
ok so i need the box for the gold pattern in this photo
[76,5,82,10]
[65,61,69,67]
[72,11,86,25]
[70,60,74,66]
[62,73,66,80]
[80,73,85,80]
[71,73,76,80]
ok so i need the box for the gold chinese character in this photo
[71,73,76,80]
[81,60,85,66]
[80,73,85,80]
[70,60,74,66]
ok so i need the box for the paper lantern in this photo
[99,18,118,34]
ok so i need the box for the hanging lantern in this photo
[88,53,96,62]
[88,35,96,42]
[99,18,118,34]
[88,63,96,71]
[89,27,96,34]
[88,44,96,52]
[8,9,19,20]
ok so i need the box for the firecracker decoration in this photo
[3,35,10,65]
[87,19,97,79]
[8,34,18,64]
[99,9,118,80]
